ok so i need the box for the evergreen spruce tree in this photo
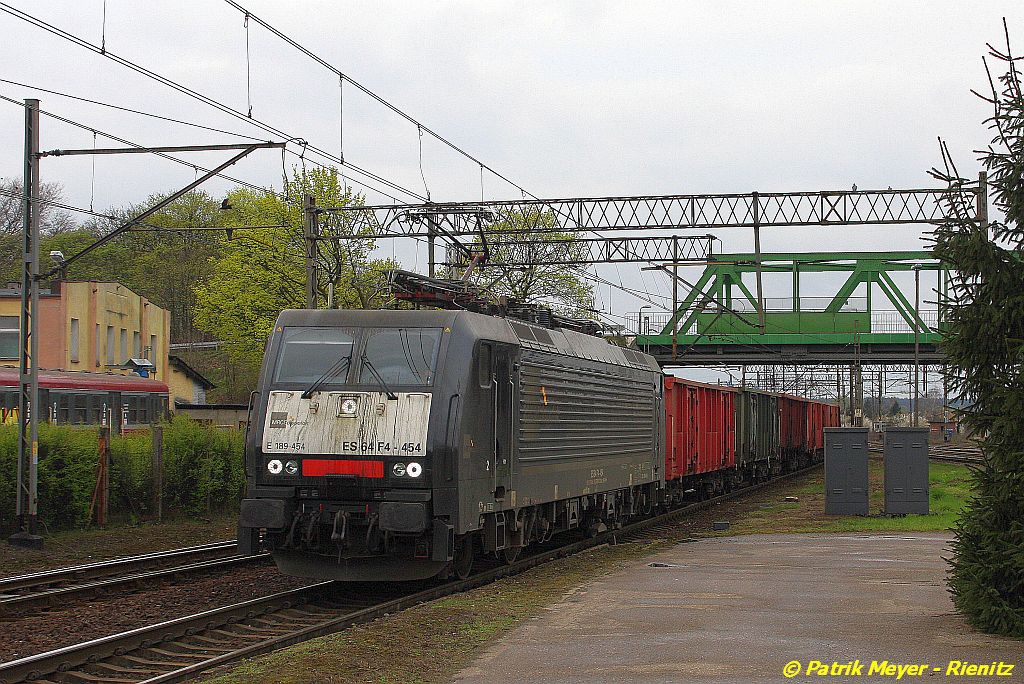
[936,26,1024,637]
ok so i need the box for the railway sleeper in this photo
[167,641,239,654]
[208,628,268,641]
[138,648,209,661]
[87,662,162,675]
[224,623,293,635]
[63,671,137,683]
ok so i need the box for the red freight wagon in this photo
[664,376,737,496]
[777,395,807,453]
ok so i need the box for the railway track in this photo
[0,541,269,617]
[867,442,983,464]
[0,465,818,684]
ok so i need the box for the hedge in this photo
[0,416,245,532]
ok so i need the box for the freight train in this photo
[238,306,839,581]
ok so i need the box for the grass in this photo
[727,458,972,536]
[0,512,239,577]
[202,459,975,684]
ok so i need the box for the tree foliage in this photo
[937,30,1024,638]
[194,168,396,367]
[453,208,595,316]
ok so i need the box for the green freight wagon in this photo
[735,389,780,481]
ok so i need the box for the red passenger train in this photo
[0,367,169,429]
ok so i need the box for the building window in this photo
[106,326,115,365]
[132,331,141,358]
[119,329,127,364]
[70,318,80,363]
[95,324,101,366]
[0,316,18,360]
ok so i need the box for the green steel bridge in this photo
[632,251,948,366]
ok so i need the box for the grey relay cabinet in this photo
[824,428,870,515]
[884,428,930,515]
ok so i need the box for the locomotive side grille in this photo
[518,361,656,461]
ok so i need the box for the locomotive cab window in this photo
[362,327,442,386]
[273,327,358,385]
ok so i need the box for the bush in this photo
[0,416,245,533]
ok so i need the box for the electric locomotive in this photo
[238,308,664,581]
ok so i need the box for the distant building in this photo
[175,403,249,430]
[168,354,215,405]
[0,279,172,393]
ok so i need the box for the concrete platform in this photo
[454,534,1023,683]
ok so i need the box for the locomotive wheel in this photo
[452,535,475,580]
[501,545,521,564]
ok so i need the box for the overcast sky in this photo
[1,1,1021,386]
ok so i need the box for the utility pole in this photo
[426,215,437,278]
[304,193,318,309]
[10,99,42,548]
[5,131,282,549]
[751,191,765,334]
[877,367,883,424]
[671,236,679,360]
[913,263,922,427]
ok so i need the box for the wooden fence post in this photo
[152,425,163,522]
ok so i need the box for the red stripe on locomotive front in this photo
[301,459,385,478]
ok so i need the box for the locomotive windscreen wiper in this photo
[301,354,351,399]
[360,354,399,400]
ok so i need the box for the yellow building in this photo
[0,280,171,385]
[168,355,215,406]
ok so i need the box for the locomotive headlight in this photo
[406,462,423,478]
[284,460,299,475]
[339,397,358,416]
[267,459,283,475]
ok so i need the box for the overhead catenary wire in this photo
[221,0,538,202]
[243,11,253,118]
[2,4,683,317]
[3,1,663,314]
[0,92,280,199]
[0,3,426,203]
[0,78,273,142]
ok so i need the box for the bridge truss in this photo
[316,177,985,369]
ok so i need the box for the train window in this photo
[361,328,442,386]
[478,343,492,388]
[274,327,358,385]
[72,396,88,424]
[124,395,150,424]
[89,396,104,425]
[56,393,70,424]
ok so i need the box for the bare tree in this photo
[0,177,76,279]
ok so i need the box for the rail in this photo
[0,466,820,684]
[867,443,982,464]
